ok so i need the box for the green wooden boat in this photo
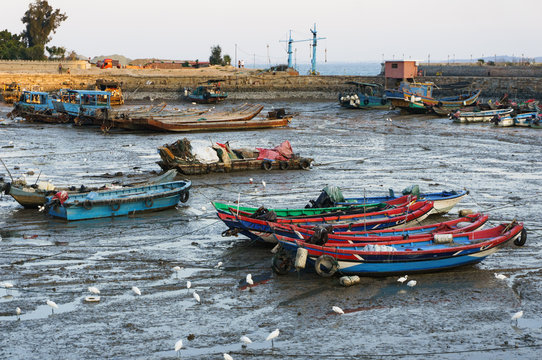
[212,200,393,218]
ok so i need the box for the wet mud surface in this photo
[1,100,542,359]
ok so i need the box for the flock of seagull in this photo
[0,265,525,358]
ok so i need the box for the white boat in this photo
[451,108,514,123]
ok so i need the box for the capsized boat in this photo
[1,170,179,209]
[273,222,526,276]
[46,180,191,221]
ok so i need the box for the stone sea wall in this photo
[1,72,541,100]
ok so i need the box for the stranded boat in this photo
[157,138,312,175]
[185,80,228,104]
[46,180,191,221]
[338,82,388,109]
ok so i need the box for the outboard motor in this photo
[307,224,334,245]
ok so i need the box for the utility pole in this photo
[234,44,237,68]
[267,44,270,66]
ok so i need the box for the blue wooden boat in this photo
[46,180,191,221]
[52,89,111,124]
[328,189,468,215]
[338,82,388,109]
[273,222,525,276]
[185,80,228,103]
[8,91,70,123]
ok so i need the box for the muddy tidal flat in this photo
[1,100,542,359]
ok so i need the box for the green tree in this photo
[223,54,231,66]
[209,45,223,65]
[0,30,27,59]
[21,0,67,60]
[46,45,66,60]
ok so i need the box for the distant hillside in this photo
[91,55,132,66]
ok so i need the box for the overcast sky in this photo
[2,0,541,63]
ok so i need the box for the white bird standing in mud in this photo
[16,307,21,319]
[173,266,181,278]
[397,275,408,284]
[174,338,183,357]
[193,291,200,303]
[332,306,344,315]
[186,280,191,292]
[223,353,233,360]
[46,300,58,314]
[511,310,523,325]
[495,273,507,280]
[214,262,223,269]
[132,286,141,296]
[240,335,252,347]
[262,180,266,188]
[88,286,100,295]
[407,280,417,287]
[1,281,14,294]
[246,274,254,286]
[266,329,280,347]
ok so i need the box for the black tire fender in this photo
[180,191,189,203]
[300,159,311,170]
[514,228,527,246]
[314,255,338,277]
[83,199,92,210]
[110,202,120,211]
[144,198,154,208]
[262,160,273,171]
[279,161,289,170]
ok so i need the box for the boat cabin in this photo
[54,90,111,118]
[2,82,22,104]
[95,79,124,105]
[186,79,228,103]
[17,91,54,111]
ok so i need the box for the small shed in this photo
[384,60,418,89]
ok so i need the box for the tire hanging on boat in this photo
[262,160,273,171]
[514,228,527,246]
[363,99,369,105]
[110,202,120,211]
[272,248,293,275]
[144,198,154,208]
[83,199,92,210]
[300,159,311,170]
[180,191,190,203]
[314,255,338,277]
[279,161,289,170]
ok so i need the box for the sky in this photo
[2,0,541,64]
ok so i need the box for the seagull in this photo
[174,338,183,356]
[407,280,417,287]
[1,281,13,294]
[83,158,88,162]
[223,354,233,360]
[386,117,393,123]
[201,206,207,211]
[173,266,181,278]
[495,273,507,280]
[9,140,13,145]
[132,286,141,296]
[88,286,100,294]
[193,291,200,303]
[240,335,252,346]
[214,262,223,269]
[46,300,58,314]
[246,274,254,286]
[397,275,408,284]
[186,280,191,291]
[16,307,21,319]
[266,328,280,347]
[332,306,344,315]
[262,180,266,188]
[511,310,523,324]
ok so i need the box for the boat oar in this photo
[0,157,14,182]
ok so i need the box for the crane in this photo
[280,24,326,75]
